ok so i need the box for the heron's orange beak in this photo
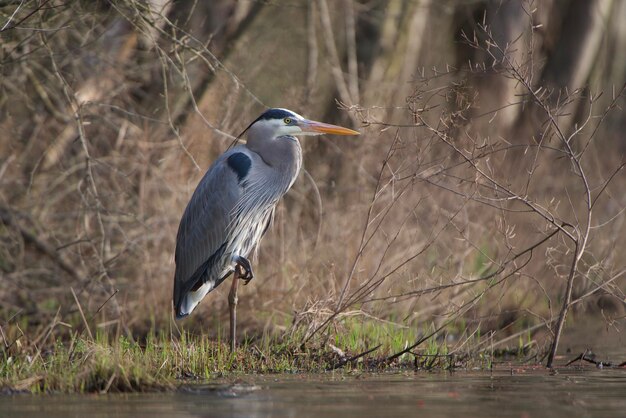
[301,119,360,136]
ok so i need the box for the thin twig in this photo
[70,287,94,340]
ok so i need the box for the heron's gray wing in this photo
[173,150,245,311]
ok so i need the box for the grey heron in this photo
[173,108,359,350]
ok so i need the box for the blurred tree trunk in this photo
[473,0,531,135]
[42,21,138,169]
[160,0,258,126]
[363,0,431,124]
[588,0,626,151]
[512,0,614,143]
[542,0,614,94]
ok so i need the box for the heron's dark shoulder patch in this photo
[227,152,252,182]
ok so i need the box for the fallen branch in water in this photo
[565,350,626,368]
[327,344,382,371]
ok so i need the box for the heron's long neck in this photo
[247,135,302,186]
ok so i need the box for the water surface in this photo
[2,369,625,418]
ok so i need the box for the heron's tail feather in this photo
[175,282,213,319]
[175,310,189,320]
[173,254,216,319]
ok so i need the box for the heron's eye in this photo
[284,117,292,125]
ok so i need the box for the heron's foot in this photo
[234,255,254,285]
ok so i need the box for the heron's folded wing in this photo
[173,153,243,306]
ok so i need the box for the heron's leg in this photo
[234,255,254,285]
[228,267,240,352]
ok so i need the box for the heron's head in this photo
[243,108,359,141]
